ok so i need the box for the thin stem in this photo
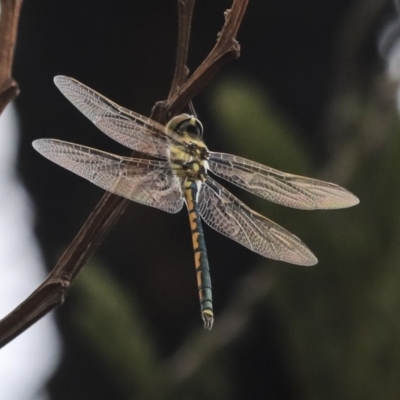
[0,0,23,115]
[166,0,248,117]
[0,193,128,347]
[168,0,196,99]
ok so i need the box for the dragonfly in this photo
[33,76,359,330]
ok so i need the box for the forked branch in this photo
[155,0,248,120]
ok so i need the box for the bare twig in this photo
[154,0,248,120]
[0,0,249,348]
[0,193,128,347]
[0,0,23,115]
[168,0,196,99]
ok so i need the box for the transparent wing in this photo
[32,139,184,214]
[54,76,188,159]
[94,116,186,161]
[208,152,359,210]
[198,178,317,266]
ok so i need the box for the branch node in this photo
[0,79,19,113]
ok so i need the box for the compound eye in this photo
[186,123,201,136]
[166,114,191,133]
[191,119,204,137]
[166,114,203,137]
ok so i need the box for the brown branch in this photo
[154,0,248,119]
[0,0,23,115]
[0,0,249,348]
[168,0,196,99]
[0,193,128,347]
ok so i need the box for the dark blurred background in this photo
[11,0,400,399]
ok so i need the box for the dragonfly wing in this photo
[32,139,184,214]
[208,152,359,210]
[198,178,317,266]
[53,76,188,158]
[95,117,184,160]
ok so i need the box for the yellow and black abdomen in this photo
[184,179,213,330]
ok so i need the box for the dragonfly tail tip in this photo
[202,310,214,330]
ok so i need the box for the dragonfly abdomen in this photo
[185,180,213,330]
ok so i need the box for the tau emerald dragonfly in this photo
[33,76,359,330]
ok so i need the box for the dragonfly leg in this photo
[185,180,214,330]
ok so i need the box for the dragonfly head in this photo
[167,114,204,138]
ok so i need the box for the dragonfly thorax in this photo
[167,114,209,181]
[169,140,209,181]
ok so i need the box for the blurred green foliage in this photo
[73,262,165,400]
[210,77,312,174]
